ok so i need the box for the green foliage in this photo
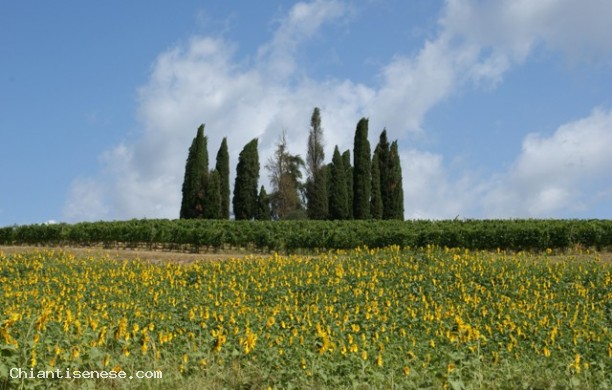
[256,186,271,221]
[215,138,230,219]
[180,124,208,219]
[376,130,391,215]
[372,130,403,220]
[6,218,612,253]
[233,139,260,220]
[306,168,328,220]
[352,118,371,219]
[342,150,353,219]
[328,147,349,220]
[203,170,221,219]
[388,141,404,220]
[266,133,305,220]
[1,248,610,389]
[370,145,383,219]
[306,107,328,220]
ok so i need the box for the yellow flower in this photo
[266,316,275,328]
[30,349,37,368]
[403,366,411,376]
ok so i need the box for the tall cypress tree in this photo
[308,168,328,219]
[342,150,353,219]
[388,141,404,220]
[233,138,259,220]
[370,146,383,219]
[215,137,230,219]
[352,118,371,219]
[255,185,271,220]
[328,146,348,220]
[180,124,208,219]
[376,130,392,219]
[203,170,221,219]
[306,107,328,219]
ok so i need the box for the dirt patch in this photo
[2,245,611,265]
[0,245,260,265]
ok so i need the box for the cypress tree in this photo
[203,170,221,219]
[352,118,371,219]
[370,145,383,219]
[215,138,230,219]
[255,185,271,220]
[376,130,392,219]
[233,138,260,220]
[388,141,404,220]
[328,146,348,220]
[342,150,353,219]
[180,124,208,219]
[306,107,328,219]
[307,168,328,219]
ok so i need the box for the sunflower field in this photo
[1,246,611,389]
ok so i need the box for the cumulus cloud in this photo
[63,0,612,221]
[257,0,348,79]
[484,108,612,217]
[63,178,109,221]
[401,149,484,219]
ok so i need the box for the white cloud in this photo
[64,1,368,221]
[63,178,109,221]
[258,0,348,79]
[484,108,612,217]
[63,0,612,221]
[402,150,482,219]
[441,0,612,66]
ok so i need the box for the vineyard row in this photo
[2,219,612,252]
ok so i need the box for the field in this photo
[1,245,611,389]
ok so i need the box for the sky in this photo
[2,0,612,225]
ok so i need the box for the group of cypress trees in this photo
[179,125,230,219]
[180,109,404,220]
[323,117,404,221]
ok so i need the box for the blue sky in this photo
[2,0,612,225]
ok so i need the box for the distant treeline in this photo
[2,219,612,252]
[180,108,404,222]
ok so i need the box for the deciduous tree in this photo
[266,132,305,220]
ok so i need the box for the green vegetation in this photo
[1,247,610,389]
[179,112,404,220]
[180,124,208,219]
[4,219,612,253]
[232,139,260,220]
[352,118,371,219]
[306,107,328,220]
[215,137,230,220]
[328,147,349,220]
